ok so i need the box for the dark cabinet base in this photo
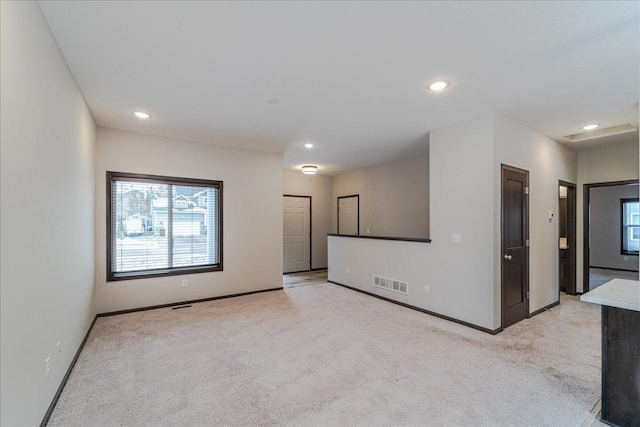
[601,306,640,427]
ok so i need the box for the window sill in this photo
[108,264,222,282]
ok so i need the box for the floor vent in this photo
[373,275,408,295]
[172,305,192,310]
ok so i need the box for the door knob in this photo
[503,254,512,260]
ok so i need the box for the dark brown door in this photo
[501,165,529,328]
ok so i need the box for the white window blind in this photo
[622,198,639,255]
[107,172,222,281]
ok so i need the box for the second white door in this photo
[338,195,359,235]
[283,196,310,273]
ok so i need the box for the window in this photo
[621,198,639,255]
[107,172,222,281]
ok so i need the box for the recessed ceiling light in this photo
[133,111,150,119]
[267,98,279,105]
[428,80,449,91]
[302,165,317,175]
[581,124,599,130]
[304,143,314,149]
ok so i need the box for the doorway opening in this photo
[583,180,639,292]
[558,181,577,295]
[283,195,311,274]
[283,269,328,288]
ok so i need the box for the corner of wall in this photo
[95,128,284,313]
[492,112,579,318]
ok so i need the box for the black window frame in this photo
[107,171,223,281]
[620,197,639,256]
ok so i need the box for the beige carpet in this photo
[48,284,601,426]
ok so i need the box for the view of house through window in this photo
[108,172,222,280]
[622,198,639,255]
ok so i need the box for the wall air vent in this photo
[373,275,409,295]
[562,124,637,143]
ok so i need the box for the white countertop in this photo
[580,279,640,312]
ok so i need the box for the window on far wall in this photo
[107,172,222,281]
[621,198,639,255]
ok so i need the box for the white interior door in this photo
[283,196,311,273]
[338,195,359,235]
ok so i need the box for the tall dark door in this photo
[501,165,529,329]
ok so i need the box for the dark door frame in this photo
[582,180,639,293]
[559,180,577,296]
[337,194,359,235]
[501,164,530,328]
[283,194,312,271]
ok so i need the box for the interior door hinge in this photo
[526,291,530,299]
[525,187,530,195]
[525,239,530,247]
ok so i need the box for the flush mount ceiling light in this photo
[304,143,314,149]
[133,111,150,119]
[581,124,599,130]
[428,80,449,91]
[302,165,317,175]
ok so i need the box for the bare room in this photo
[1,1,639,426]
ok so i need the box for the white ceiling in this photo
[38,1,639,175]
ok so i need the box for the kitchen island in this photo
[581,279,640,427]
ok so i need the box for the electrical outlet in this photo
[45,357,50,379]
[56,342,61,361]
[366,228,370,234]
[424,285,430,294]
[624,256,629,262]
[346,267,350,275]
[452,234,462,243]
[181,279,188,288]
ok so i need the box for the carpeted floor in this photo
[48,282,601,426]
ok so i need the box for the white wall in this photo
[0,2,96,425]
[331,113,497,331]
[576,141,639,291]
[429,112,497,328]
[283,171,332,269]
[589,184,639,271]
[329,112,578,331]
[493,112,577,316]
[332,154,429,238]
[96,127,283,313]
[328,237,442,312]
